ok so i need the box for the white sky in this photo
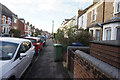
[0,0,92,33]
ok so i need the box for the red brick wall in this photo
[90,43,120,69]
[13,17,18,28]
[18,20,25,35]
[67,47,109,79]
[73,54,108,79]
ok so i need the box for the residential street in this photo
[21,39,70,79]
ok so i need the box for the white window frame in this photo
[105,28,111,40]
[117,2,120,12]
[14,18,17,23]
[8,17,11,25]
[116,27,120,40]
[14,26,17,29]
[81,16,84,26]
[91,8,97,22]
[2,15,6,24]
[114,0,120,14]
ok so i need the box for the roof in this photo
[25,37,40,40]
[89,22,102,28]
[78,3,96,17]
[102,17,120,25]
[0,37,30,44]
[65,19,71,21]
[0,3,16,18]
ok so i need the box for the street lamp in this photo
[0,15,1,34]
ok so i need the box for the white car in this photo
[0,37,35,80]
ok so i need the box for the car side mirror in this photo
[20,53,26,59]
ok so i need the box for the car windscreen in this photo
[0,41,19,60]
[26,38,36,43]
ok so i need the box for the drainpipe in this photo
[103,0,105,23]
[101,0,105,40]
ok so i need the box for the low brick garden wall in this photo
[67,45,120,79]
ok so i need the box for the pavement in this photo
[21,39,70,79]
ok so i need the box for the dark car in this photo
[0,34,10,37]
[37,36,46,47]
[40,36,46,47]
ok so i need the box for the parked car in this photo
[37,36,46,47]
[0,37,35,80]
[21,34,30,38]
[24,37,43,55]
[0,34,10,37]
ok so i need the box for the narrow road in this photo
[21,39,70,79]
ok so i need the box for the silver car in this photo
[0,37,35,80]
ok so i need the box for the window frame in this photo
[81,16,84,26]
[116,27,120,40]
[91,8,97,22]
[14,18,17,23]
[8,17,11,25]
[105,28,111,40]
[2,15,6,24]
[96,29,100,41]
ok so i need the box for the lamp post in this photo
[0,15,1,34]
[52,20,54,39]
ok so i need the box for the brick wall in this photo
[18,19,25,35]
[87,2,103,27]
[104,2,114,22]
[90,41,120,69]
[87,2,114,27]
[74,54,108,78]
[67,46,120,79]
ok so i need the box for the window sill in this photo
[114,12,120,15]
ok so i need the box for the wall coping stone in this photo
[90,40,120,47]
[75,50,120,79]
[67,46,90,49]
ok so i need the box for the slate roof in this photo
[89,22,102,28]
[103,17,120,25]
[0,3,16,18]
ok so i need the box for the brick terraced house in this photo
[87,0,114,41]
[0,3,26,36]
[0,3,16,35]
[0,3,38,37]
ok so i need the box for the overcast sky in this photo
[0,0,92,33]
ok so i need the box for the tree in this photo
[9,29,21,38]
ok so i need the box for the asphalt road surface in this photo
[20,39,70,79]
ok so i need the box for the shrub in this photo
[9,29,21,38]
[56,28,93,46]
